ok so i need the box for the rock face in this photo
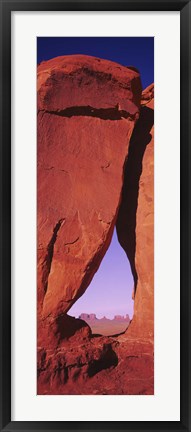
[38,54,141,114]
[133,84,154,337]
[37,55,142,344]
[38,314,91,350]
[38,335,153,395]
[117,83,154,339]
[37,53,154,395]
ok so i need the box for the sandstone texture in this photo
[37,54,142,343]
[38,334,153,395]
[133,84,154,337]
[38,54,141,115]
[37,53,154,395]
[117,83,154,340]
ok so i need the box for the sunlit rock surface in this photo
[37,55,154,395]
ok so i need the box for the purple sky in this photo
[69,228,134,319]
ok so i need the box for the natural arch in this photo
[68,227,134,336]
[67,101,154,337]
[37,54,154,395]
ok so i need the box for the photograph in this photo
[1,0,190,427]
[37,36,154,395]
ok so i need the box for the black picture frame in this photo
[0,0,190,431]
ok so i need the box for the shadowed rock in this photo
[117,83,154,338]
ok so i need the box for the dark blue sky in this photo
[37,37,154,90]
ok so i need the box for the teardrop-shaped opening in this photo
[68,227,134,336]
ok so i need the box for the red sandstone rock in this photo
[117,84,154,339]
[37,54,154,395]
[37,55,142,335]
[38,314,91,350]
[132,84,154,338]
[37,335,153,395]
[141,83,154,106]
[38,54,141,114]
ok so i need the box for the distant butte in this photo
[79,313,130,322]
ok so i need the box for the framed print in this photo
[0,0,190,431]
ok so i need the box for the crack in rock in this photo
[42,218,65,296]
[38,105,137,121]
[64,237,79,246]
